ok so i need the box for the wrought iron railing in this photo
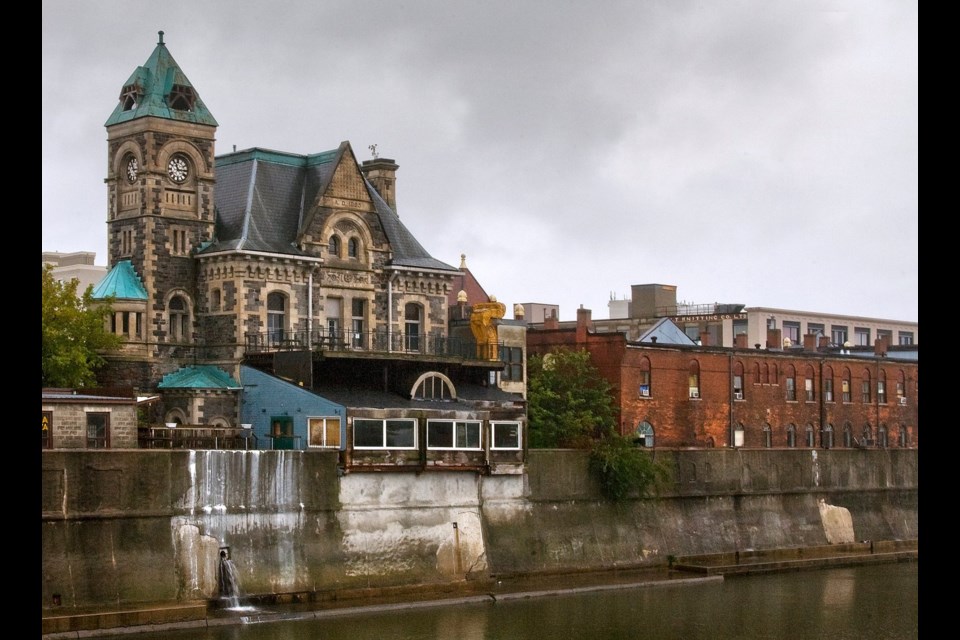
[244,328,499,361]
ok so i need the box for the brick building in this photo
[527,308,918,450]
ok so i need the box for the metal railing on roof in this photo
[244,328,500,361]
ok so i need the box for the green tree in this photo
[527,347,618,448]
[527,346,665,500]
[42,264,120,388]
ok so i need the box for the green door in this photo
[270,416,295,450]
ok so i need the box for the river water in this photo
[131,562,917,640]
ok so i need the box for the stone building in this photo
[81,32,524,468]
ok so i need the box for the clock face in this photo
[126,158,138,183]
[167,156,189,183]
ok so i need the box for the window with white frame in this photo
[353,418,416,449]
[832,325,848,345]
[861,370,871,404]
[824,369,834,403]
[854,327,871,346]
[807,322,825,338]
[877,372,887,404]
[490,421,522,450]
[688,361,700,399]
[783,321,801,344]
[634,421,655,448]
[308,417,341,448]
[898,331,914,345]
[427,420,481,450]
[639,357,652,397]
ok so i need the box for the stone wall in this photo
[41,448,918,611]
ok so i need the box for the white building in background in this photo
[527,283,918,349]
[42,252,107,295]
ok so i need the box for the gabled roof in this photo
[90,260,148,300]
[447,255,491,307]
[158,365,241,390]
[636,318,697,346]
[104,31,217,128]
[200,142,456,273]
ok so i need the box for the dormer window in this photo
[169,84,196,111]
[119,83,141,111]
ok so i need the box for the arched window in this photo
[634,421,655,448]
[805,423,815,448]
[404,302,422,351]
[328,235,341,257]
[730,422,745,448]
[804,365,815,402]
[878,423,888,448]
[688,361,701,399]
[822,423,834,449]
[267,292,287,345]
[763,423,772,448]
[763,363,770,384]
[168,295,190,343]
[411,372,456,401]
[348,237,360,258]
[770,363,779,385]
[752,362,761,385]
[843,422,853,448]
[732,361,744,400]
[823,366,834,403]
[862,424,874,447]
[785,365,797,401]
[842,368,852,403]
[639,357,652,397]
[786,423,796,448]
[861,369,872,404]
[878,370,887,404]
[898,424,909,448]
[896,370,906,403]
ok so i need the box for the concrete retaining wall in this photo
[41,448,918,611]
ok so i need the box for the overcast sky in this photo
[42,0,917,322]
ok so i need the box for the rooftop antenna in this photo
[368,144,379,159]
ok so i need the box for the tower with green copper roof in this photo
[102,31,218,388]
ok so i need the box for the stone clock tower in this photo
[101,31,218,384]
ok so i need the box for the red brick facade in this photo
[528,311,918,449]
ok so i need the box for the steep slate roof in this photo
[200,143,456,272]
[158,365,241,390]
[104,32,217,128]
[90,260,148,300]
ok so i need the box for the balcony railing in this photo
[245,328,500,361]
[138,426,258,450]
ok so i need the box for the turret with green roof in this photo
[105,30,217,127]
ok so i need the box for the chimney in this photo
[818,335,830,350]
[735,333,748,349]
[874,334,890,357]
[803,334,817,351]
[576,305,592,343]
[766,328,782,350]
[361,157,400,212]
[699,333,709,347]
[543,308,559,330]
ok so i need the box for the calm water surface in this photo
[132,563,918,640]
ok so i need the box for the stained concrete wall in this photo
[41,448,917,611]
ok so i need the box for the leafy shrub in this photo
[589,435,664,501]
